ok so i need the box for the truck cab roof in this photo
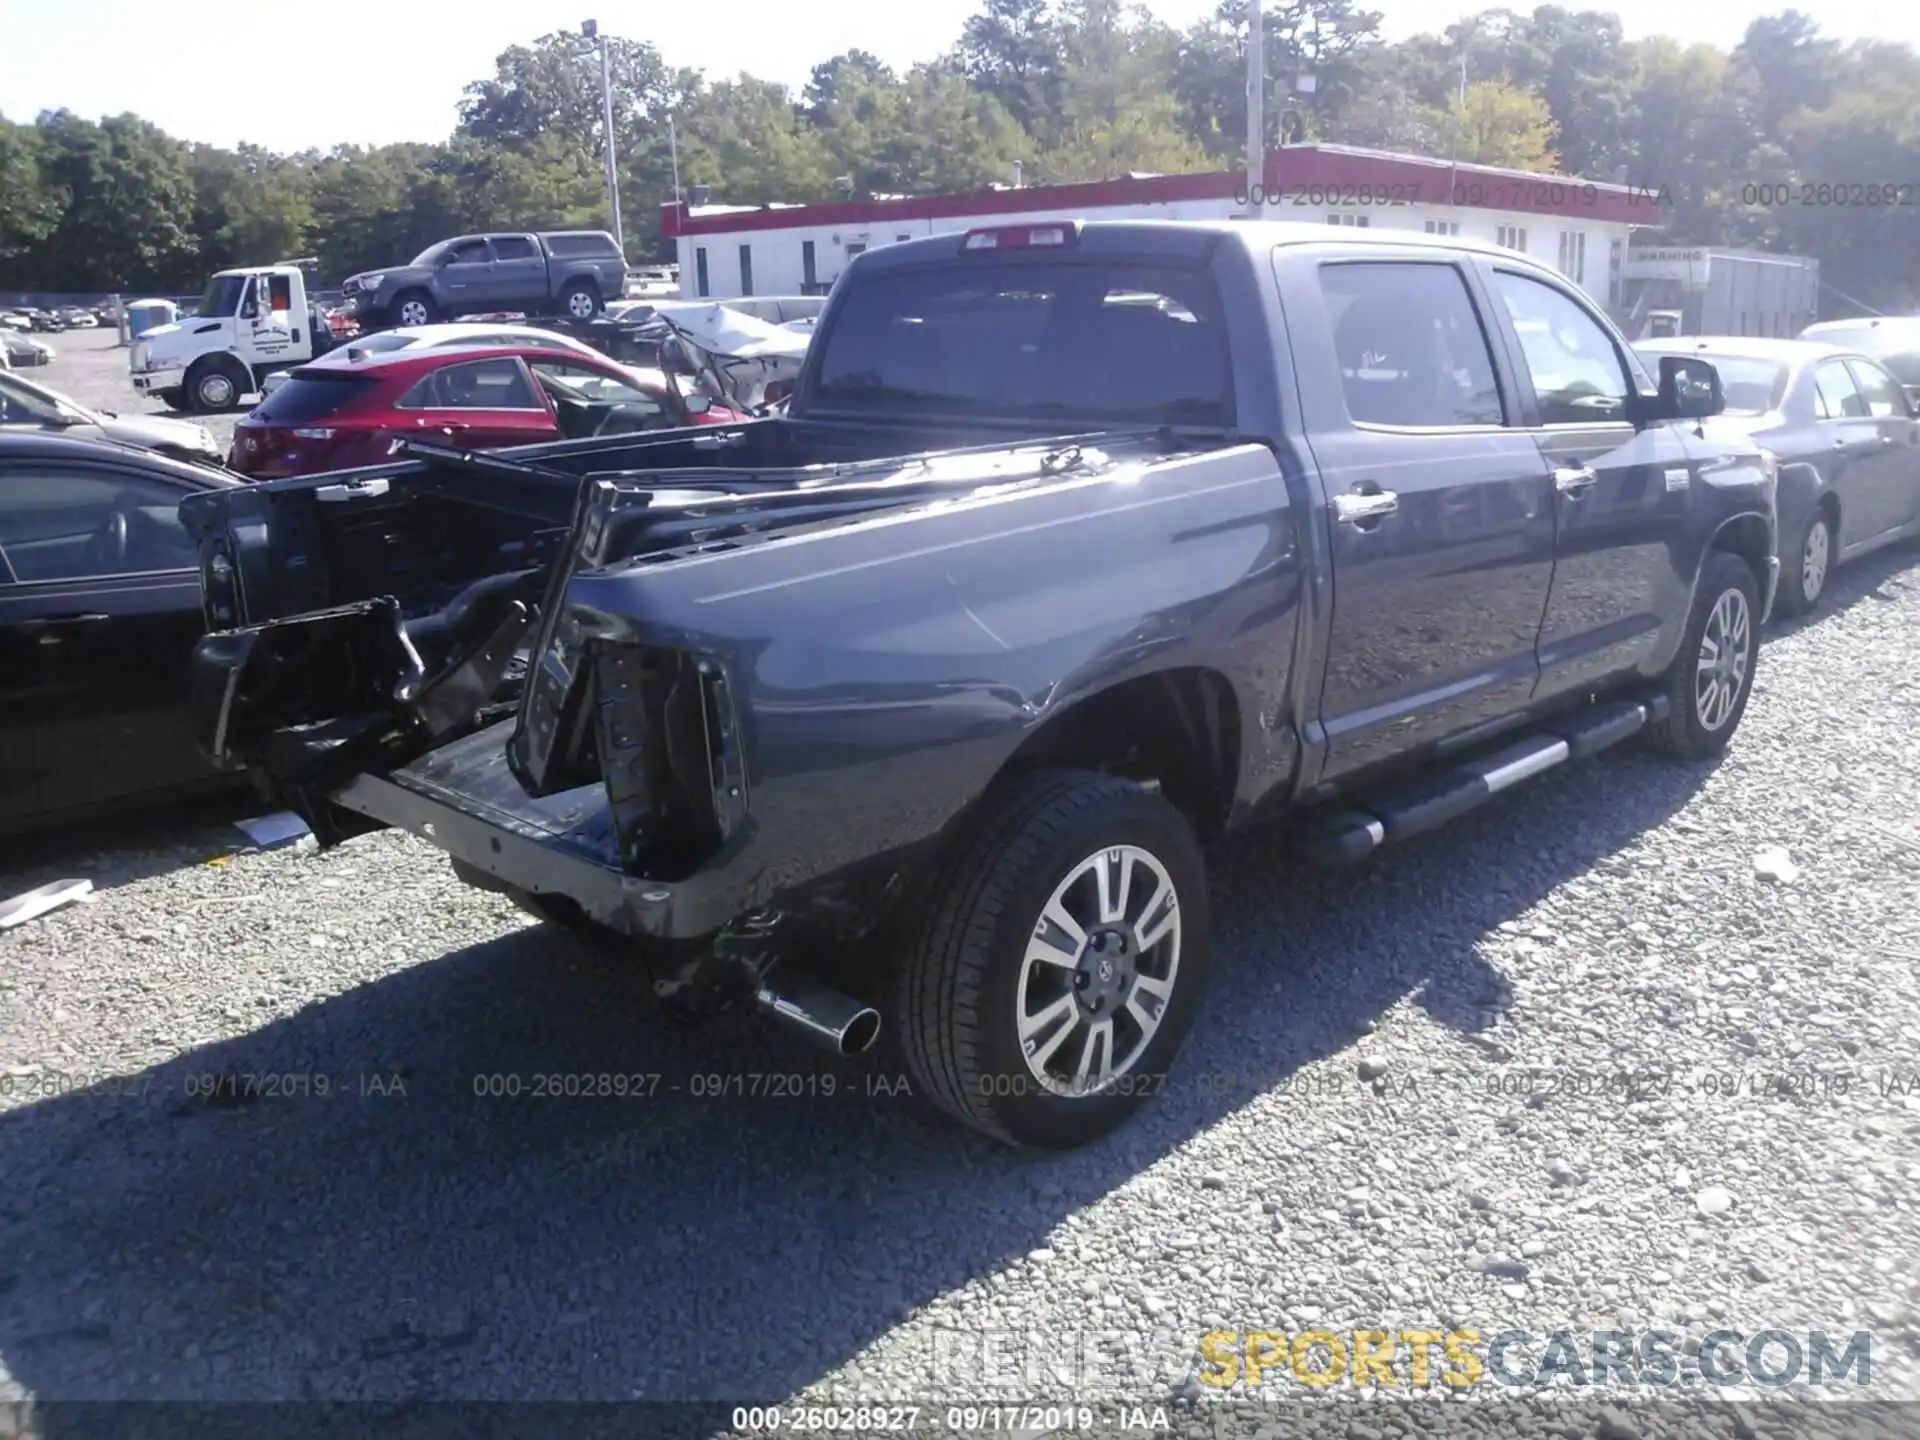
[855,218,1569,274]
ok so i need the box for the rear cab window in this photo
[807,259,1234,427]
[251,373,379,425]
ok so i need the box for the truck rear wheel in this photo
[559,281,602,320]
[893,769,1212,1149]
[1647,550,1762,760]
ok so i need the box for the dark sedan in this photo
[0,433,244,835]
[1636,336,1920,613]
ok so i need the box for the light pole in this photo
[1245,0,1264,212]
[582,19,624,256]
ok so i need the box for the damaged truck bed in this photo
[183,219,1776,1148]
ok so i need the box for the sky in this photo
[2,0,1915,153]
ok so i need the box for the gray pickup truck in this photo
[340,231,628,329]
[183,220,1778,1149]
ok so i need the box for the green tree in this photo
[187,143,314,273]
[957,0,1065,136]
[0,117,58,270]
[32,111,199,291]
[1447,80,1558,170]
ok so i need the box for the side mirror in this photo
[684,393,713,415]
[239,302,259,320]
[763,380,792,405]
[1656,355,1723,420]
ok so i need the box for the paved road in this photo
[0,351,1918,1435]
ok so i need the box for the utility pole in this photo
[668,113,682,211]
[583,20,624,255]
[1245,0,1264,213]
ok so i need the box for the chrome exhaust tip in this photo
[753,975,882,1058]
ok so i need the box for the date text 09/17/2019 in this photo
[1229,180,1659,211]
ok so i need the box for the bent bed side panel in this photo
[554,443,1301,918]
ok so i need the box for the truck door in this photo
[485,235,547,310]
[234,271,307,381]
[0,458,211,828]
[439,239,496,317]
[1482,266,1691,700]
[1283,251,1556,781]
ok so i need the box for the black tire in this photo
[1773,503,1835,617]
[392,290,438,327]
[154,387,186,412]
[558,281,602,321]
[185,357,248,414]
[1647,550,1762,760]
[892,769,1212,1149]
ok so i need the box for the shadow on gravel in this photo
[0,742,1717,1423]
[0,791,258,899]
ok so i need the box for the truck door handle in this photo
[19,613,109,641]
[1554,466,1597,496]
[1332,487,1399,527]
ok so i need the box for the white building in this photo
[663,144,1661,314]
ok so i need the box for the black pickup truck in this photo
[181,220,1778,1149]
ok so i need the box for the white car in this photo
[0,370,221,462]
[256,322,618,399]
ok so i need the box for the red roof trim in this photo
[662,146,1661,238]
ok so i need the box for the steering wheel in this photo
[85,509,129,574]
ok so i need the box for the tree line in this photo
[1,1,1915,313]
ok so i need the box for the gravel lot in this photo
[19,325,251,454]
[2,337,1920,1437]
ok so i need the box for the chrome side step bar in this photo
[1298,695,1670,868]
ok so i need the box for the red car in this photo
[227,343,744,479]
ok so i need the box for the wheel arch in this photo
[1707,510,1774,597]
[990,665,1243,842]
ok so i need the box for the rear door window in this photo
[251,374,378,424]
[1814,359,1867,419]
[397,358,542,410]
[491,237,538,261]
[809,260,1234,426]
[1845,358,1910,417]
[1316,262,1505,427]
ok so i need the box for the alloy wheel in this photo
[1801,517,1831,605]
[1695,587,1753,732]
[1018,845,1182,1097]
